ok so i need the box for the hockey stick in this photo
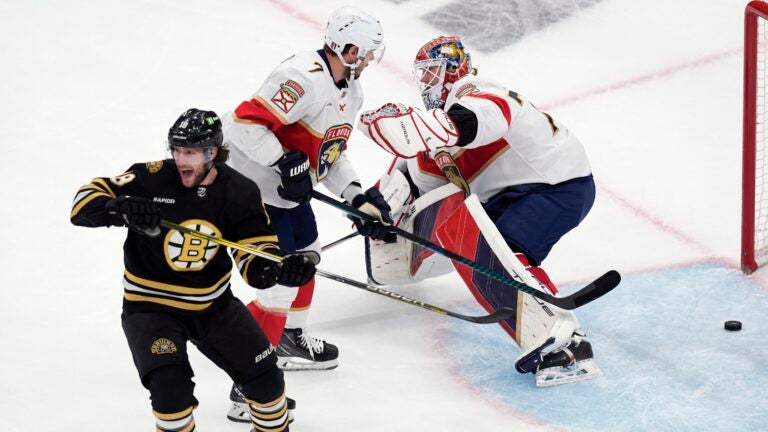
[311,191,621,310]
[159,220,516,324]
[321,232,359,252]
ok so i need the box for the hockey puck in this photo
[724,320,742,331]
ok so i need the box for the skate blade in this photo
[227,401,251,423]
[277,356,339,371]
[535,359,602,387]
[227,401,295,424]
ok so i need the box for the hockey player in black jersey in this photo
[70,108,314,432]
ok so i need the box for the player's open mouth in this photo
[180,168,194,180]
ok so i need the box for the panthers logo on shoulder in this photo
[317,124,352,181]
[146,160,164,173]
[164,219,221,271]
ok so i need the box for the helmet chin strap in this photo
[198,147,217,185]
[337,52,363,81]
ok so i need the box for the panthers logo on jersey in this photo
[163,219,221,271]
[317,124,352,181]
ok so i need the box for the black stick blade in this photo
[453,307,517,324]
[563,270,621,309]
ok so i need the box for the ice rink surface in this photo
[1,0,766,430]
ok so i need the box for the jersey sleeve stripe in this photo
[235,96,290,128]
[91,177,117,198]
[69,189,113,219]
[466,92,512,126]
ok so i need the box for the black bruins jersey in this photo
[70,159,279,313]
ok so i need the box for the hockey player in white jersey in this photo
[358,36,599,386]
[222,5,394,423]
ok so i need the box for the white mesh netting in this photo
[754,17,768,266]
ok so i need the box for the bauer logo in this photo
[254,346,274,364]
[163,219,221,271]
[150,338,178,355]
[317,124,352,181]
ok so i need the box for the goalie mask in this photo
[413,36,472,109]
[324,6,385,79]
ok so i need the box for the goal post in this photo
[743,1,768,274]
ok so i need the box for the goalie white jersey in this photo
[405,74,592,202]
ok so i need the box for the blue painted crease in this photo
[444,264,768,431]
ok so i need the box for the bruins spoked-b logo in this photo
[164,219,221,271]
[151,338,178,355]
[317,124,352,181]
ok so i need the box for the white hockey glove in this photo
[359,103,460,158]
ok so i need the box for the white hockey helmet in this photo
[324,6,385,75]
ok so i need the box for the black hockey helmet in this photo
[168,108,223,149]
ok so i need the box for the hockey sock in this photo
[247,301,288,347]
[285,278,314,329]
[515,253,558,295]
[153,407,195,432]
[248,391,290,432]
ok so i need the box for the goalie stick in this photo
[159,220,516,324]
[311,190,621,310]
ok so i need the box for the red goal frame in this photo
[742,1,768,273]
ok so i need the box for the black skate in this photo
[535,335,602,387]
[227,383,295,424]
[275,328,339,371]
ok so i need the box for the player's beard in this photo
[177,162,211,188]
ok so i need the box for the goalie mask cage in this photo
[743,1,768,274]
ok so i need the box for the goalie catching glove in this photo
[359,103,460,158]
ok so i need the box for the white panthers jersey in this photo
[404,74,592,202]
[224,50,364,208]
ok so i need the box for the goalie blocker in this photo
[366,172,601,387]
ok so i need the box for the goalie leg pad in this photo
[433,194,600,384]
[366,183,464,285]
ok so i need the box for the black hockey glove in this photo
[105,196,161,237]
[247,251,319,289]
[275,151,312,205]
[276,251,320,286]
[350,187,397,243]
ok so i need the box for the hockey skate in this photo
[516,330,602,387]
[535,332,601,387]
[275,328,339,371]
[226,383,295,424]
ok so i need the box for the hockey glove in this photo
[276,251,320,286]
[350,187,396,242]
[105,196,161,237]
[275,151,312,205]
[359,103,459,158]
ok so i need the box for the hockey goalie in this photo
[357,36,599,387]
